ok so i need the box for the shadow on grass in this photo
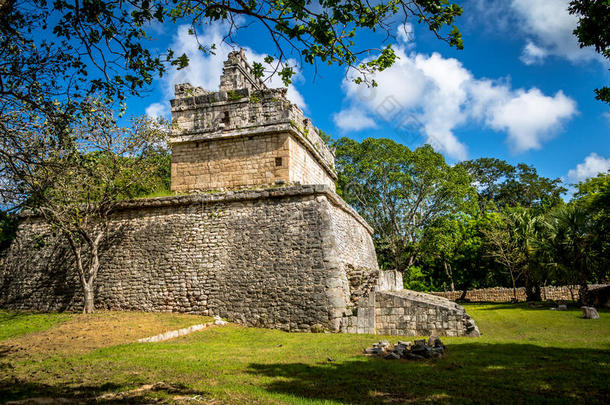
[0,380,209,404]
[248,343,610,404]
[0,312,27,323]
[471,303,610,314]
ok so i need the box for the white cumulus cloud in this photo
[145,102,169,118]
[520,41,548,65]
[468,0,604,66]
[333,107,378,131]
[568,153,610,183]
[486,88,576,152]
[396,23,415,44]
[510,0,601,64]
[335,46,577,159]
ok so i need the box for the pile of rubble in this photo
[364,336,446,360]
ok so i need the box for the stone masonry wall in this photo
[375,290,477,337]
[431,285,608,303]
[171,133,290,192]
[170,85,337,192]
[170,51,337,194]
[0,186,378,333]
[288,136,336,189]
[219,49,266,92]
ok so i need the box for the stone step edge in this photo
[137,322,216,343]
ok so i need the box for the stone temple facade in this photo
[0,51,479,337]
[170,49,335,192]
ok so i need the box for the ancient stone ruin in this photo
[170,49,336,192]
[0,50,479,337]
[365,336,448,360]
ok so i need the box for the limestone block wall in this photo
[288,136,335,189]
[431,285,609,303]
[171,133,290,192]
[375,290,476,337]
[377,270,403,292]
[170,88,288,135]
[219,50,266,92]
[170,81,337,193]
[0,186,379,333]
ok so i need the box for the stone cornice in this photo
[117,185,373,235]
[17,185,373,236]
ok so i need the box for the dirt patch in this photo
[1,311,213,356]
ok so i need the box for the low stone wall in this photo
[340,271,479,337]
[431,285,609,303]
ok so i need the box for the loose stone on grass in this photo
[364,337,446,360]
[213,315,228,325]
[581,306,600,319]
[138,323,213,343]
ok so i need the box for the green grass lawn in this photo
[0,311,73,341]
[0,304,608,404]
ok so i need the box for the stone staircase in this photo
[346,271,480,337]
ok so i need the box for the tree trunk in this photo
[524,274,541,302]
[578,282,589,306]
[459,285,469,301]
[83,284,95,314]
[568,285,575,303]
[510,272,517,302]
[443,261,455,292]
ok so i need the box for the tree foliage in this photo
[336,138,607,298]
[568,0,610,104]
[335,137,476,272]
[482,211,525,300]
[20,110,169,313]
[459,158,566,211]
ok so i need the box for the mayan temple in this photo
[169,49,336,192]
[0,51,479,337]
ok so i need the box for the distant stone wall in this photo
[431,285,609,303]
[0,186,378,333]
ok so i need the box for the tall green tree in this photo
[445,211,498,296]
[420,215,463,291]
[546,205,599,303]
[335,137,476,273]
[502,207,556,301]
[419,211,498,294]
[459,159,566,211]
[482,212,526,301]
[571,172,610,284]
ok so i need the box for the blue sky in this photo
[128,0,609,192]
